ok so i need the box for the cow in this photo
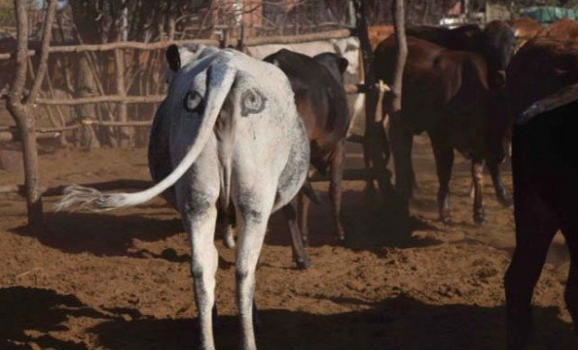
[263,48,350,245]
[246,36,360,77]
[505,36,578,350]
[407,21,516,88]
[374,36,511,225]
[538,18,578,41]
[362,22,515,202]
[56,45,310,350]
[507,18,542,51]
[157,45,314,269]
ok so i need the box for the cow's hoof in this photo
[498,193,513,207]
[474,214,486,225]
[507,324,531,350]
[301,237,310,248]
[440,215,452,224]
[295,257,312,270]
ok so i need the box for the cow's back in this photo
[508,36,578,119]
[264,49,349,172]
[375,36,489,135]
[539,18,578,41]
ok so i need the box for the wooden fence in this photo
[1,0,400,228]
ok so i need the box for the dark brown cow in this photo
[505,36,578,350]
[387,22,515,202]
[263,49,350,245]
[408,21,516,88]
[375,36,510,224]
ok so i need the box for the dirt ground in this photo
[1,135,576,350]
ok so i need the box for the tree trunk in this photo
[7,0,58,227]
[389,0,407,116]
[353,0,395,199]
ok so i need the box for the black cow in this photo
[505,36,578,350]
[264,49,351,245]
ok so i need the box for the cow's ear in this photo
[166,44,181,72]
[338,57,349,74]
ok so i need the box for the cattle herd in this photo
[54,18,578,350]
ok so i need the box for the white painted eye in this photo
[184,91,204,113]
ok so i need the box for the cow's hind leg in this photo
[390,116,415,200]
[182,192,219,350]
[284,198,311,269]
[429,132,454,224]
[561,220,578,333]
[487,158,512,207]
[236,190,275,350]
[330,140,346,242]
[504,190,557,350]
[298,193,311,247]
[471,158,486,225]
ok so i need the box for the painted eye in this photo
[241,88,267,117]
[184,91,204,113]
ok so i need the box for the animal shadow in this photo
[10,211,182,258]
[0,286,109,350]
[266,189,441,252]
[89,294,578,350]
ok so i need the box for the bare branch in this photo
[9,0,28,102]
[27,0,58,104]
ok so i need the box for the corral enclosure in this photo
[1,1,578,350]
[0,0,473,149]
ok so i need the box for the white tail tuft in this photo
[55,184,134,212]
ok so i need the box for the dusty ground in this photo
[1,135,576,350]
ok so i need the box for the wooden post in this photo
[114,47,131,148]
[353,0,395,199]
[389,0,407,117]
[6,0,58,227]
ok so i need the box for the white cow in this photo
[246,36,360,76]
[57,45,310,350]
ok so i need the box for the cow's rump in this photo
[507,36,578,119]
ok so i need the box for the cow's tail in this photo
[348,92,365,137]
[56,64,237,212]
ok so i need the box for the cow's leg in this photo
[284,198,311,269]
[298,192,311,247]
[236,191,275,350]
[560,220,578,333]
[182,193,219,350]
[471,158,486,225]
[389,116,414,200]
[429,133,454,224]
[487,158,512,207]
[504,188,557,350]
[362,138,377,200]
[329,140,345,242]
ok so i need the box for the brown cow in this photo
[264,49,351,245]
[508,18,542,50]
[538,18,578,40]
[505,36,578,350]
[375,36,510,224]
[368,25,395,50]
[380,22,515,202]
